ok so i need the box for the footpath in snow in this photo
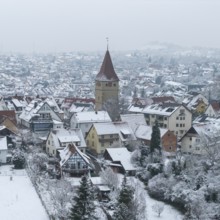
[0,165,49,220]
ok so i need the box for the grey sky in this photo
[0,0,219,53]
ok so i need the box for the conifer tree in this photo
[69,175,97,220]
[150,120,161,154]
[113,176,135,220]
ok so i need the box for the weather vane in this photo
[106,37,109,50]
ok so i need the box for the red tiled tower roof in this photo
[96,50,119,82]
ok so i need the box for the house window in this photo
[110,135,113,138]
[180,109,185,114]
[176,124,179,127]
[180,117,182,120]
[183,124,185,127]
[176,117,179,120]
[164,117,167,120]
[189,137,192,141]
[48,140,50,145]
[189,145,192,148]
[92,141,94,147]
[164,124,167,128]
[176,131,178,135]
[151,115,155,118]
[53,150,55,154]
[180,124,182,127]
[169,146,172,150]
[196,138,200,143]
[182,117,185,120]
[196,147,200,151]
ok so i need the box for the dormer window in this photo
[76,142,80,146]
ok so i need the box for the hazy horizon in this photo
[0,0,220,53]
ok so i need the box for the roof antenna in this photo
[106,37,109,51]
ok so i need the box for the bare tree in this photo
[49,179,73,219]
[197,130,220,167]
[100,167,119,190]
[152,203,164,217]
[131,179,148,220]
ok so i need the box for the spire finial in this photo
[106,37,109,50]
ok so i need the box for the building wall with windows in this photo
[181,133,203,154]
[143,105,192,140]
[86,125,119,155]
[168,105,192,139]
[95,81,119,111]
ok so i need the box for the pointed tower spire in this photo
[95,50,119,82]
[106,37,109,51]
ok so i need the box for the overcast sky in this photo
[0,0,219,53]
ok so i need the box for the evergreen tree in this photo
[69,175,97,220]
[150,120,161,155]
[113,176,135,220]
[12,152,26,169]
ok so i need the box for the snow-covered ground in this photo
[129,177,183,220]
[0,165,49,220]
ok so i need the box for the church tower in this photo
[95,50,119,119]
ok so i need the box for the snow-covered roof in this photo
[142,104,179,116]
[73,111,111,123]
[105,147,135,171]
[93,123,118,135]
[11,98,23,108]
[0,137,7,150]
[114,122,137,141]
[19,100,44,122]
[50,128,86,149]
[59,144,91,168]
[135,125,168,140]
[120,113,146,132]
[90,177,103,185]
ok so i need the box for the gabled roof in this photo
[49,128,86,149]
[0,110,17,125]
[93,122,118,135]
[120,114,146,132]
[72,111,111,124]
[135,125,168,140]
[96,50,119,82]
[114,122,137,141]
[105,147,135,171]
[59,144,92,168]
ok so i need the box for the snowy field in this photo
[129,177,183,220]
[0,165,49,220]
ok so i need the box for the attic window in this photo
[180,109,185,114]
